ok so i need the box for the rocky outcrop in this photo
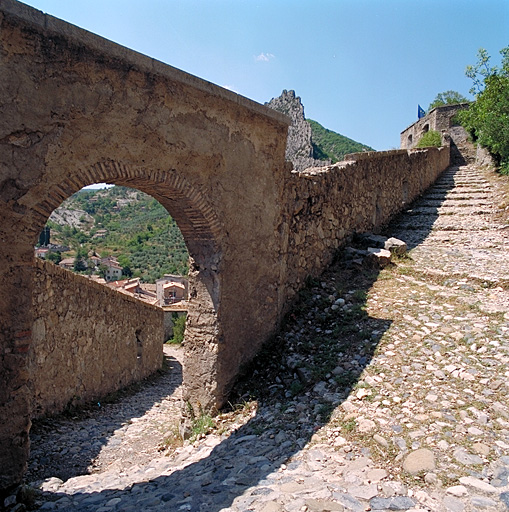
[266,90,331,171]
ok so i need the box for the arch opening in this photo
[24,163,224,475]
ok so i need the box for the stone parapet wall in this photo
[28,145,449,420]
[282,146,450,301]
[30,259,164,418]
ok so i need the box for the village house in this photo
[107,278,158,305]
[89,255,101,269]
[59,257,75,270]
[35,247,49,259]
[156,274,188,306]
[102,259,123,281]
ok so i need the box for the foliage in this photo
[167,313,186,345]
[39,227,50,246]
[73,247,88,272]
[47,251,61,265]
[428,90,468,110]
[190,413,214,441]
[308,119,374,163]
[46,186,189,282]
[465,47,509,95]
[416,130,442,148]
[459,46,509,174]
[122,266,133,278]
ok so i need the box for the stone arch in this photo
[0,0,292,490]
[30,159,223,260]
[0,157,226,491]
[27,159,225,403]
[29,157,223,315]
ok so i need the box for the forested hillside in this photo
[44,186,188,283]
[308,119,374,163]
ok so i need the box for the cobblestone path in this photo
[22,161,509,512]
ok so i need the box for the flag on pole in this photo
[418,105,426,119]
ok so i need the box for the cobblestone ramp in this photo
[25,162,509,512]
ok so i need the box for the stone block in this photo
[384,237,408,256]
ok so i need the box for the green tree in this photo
[117,254,131,268]
[74,258,87,272]
[459,46,509,174]
[167,313,186,345]
[122,266,133,278]
[74,247,88,272]
[428,90,468,110]
[47,251,62,265]
[416,130,442,148]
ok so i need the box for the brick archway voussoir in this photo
[30,159,223,251]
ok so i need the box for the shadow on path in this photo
[38,259,391,510]
[28,350,182,482]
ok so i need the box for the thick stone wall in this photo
[30,259,164,418]
[281,147,450,301]
[27,147,450,420]
[0,0,289,489]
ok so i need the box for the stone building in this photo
[107,278,158,305]
[156,274,189,306]
[400,103,469,149]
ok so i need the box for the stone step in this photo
[431,185,491,192]
[449,182,491,187]
[417,200,494,207]
[426,193,492,199]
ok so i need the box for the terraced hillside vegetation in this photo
[43,186,188,283]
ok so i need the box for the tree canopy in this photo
[459,47,509,174]
[416,130,442,148]
[428,90,468,111]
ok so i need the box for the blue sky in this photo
[22,0,509,151]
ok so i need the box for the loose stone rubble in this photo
[10,161,509,511]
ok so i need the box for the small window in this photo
[136,329,143,360]
[423,124,429,133]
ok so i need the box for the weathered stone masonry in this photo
[281,147,449,300]
[400,103,469,149]
[31,259,164,419]
[0,0,289,490]
[0,0,450,490]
